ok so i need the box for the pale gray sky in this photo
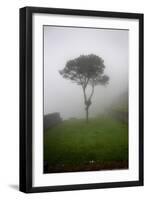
[44,26,129,119]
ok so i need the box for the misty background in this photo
[44,26,128,120]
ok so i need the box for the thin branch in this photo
[82,85,87,103]
[88,83,95,101]
[85,77,90,88]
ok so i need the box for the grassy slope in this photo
[44,116,128,172]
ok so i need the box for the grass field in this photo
[44,115,128,173]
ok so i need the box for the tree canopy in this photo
[59,54,109,88]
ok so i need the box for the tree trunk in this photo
[86,106,89,123]
[82,86,93,123]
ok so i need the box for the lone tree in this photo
[59,54,109,123]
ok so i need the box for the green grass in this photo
[44,116,128,172]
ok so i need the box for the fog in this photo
[44,26,128,120]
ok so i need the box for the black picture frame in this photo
[19,6,144,193]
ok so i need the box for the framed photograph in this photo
[19,7,144,193]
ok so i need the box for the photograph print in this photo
[19,7,143,193]
[43,25,129,174]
